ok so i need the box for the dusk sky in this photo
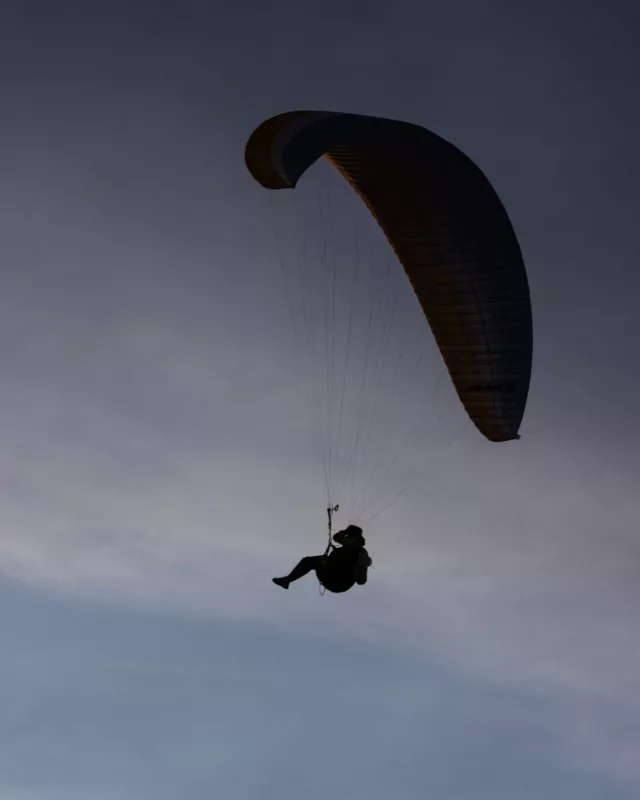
[0,1,639,797]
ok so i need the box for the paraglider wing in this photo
[245,110,533,443]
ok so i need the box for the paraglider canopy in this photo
[245,110,533,443]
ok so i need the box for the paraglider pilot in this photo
[272,525,372,594]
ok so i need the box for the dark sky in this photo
[0,1,639,798]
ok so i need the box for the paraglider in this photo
[273,524,372,594]
[245,110,534,592]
